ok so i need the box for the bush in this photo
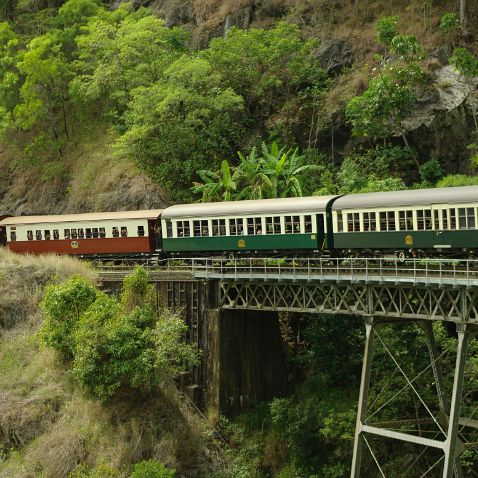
[40,275,98,357]
[42,267,199,402]
[131,460,175,478]
[437,174,478,187]
[419,159,443,185]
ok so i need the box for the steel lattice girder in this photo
[218,281,478,322]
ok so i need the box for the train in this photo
[1,185,478,260]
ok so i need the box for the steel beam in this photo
[351,319,377,478]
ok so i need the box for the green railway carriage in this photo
[161,196,339,255]
[331,186,478,257]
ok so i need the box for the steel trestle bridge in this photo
[98,257,478,478]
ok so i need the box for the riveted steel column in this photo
[442,324,470,477]
[350,317,377,478]
[422,322,464,478]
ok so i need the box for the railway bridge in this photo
[98,257,478,478]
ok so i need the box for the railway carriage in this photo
[1,210,163,257]
[332,186,478,257]
[161,196,339,255]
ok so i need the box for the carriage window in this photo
[398,211,413,231]
[137,226,144,237]
[77,228,84,239]
[468,208,475,229]
[459,208,467,229]
[304,215,313,233]
[44,230,51,240]
[27,230,33,241]
[363,212,376,232]
[441,210,448,230]
[177,221,190,237]
[120,226,128,237]
[247,217,262,235]
[433,210,439,230]
[10,231,16,241]
[71,229,78,239]
[64,229,70,239]
[53,230,59,240]
[36,230,42,240]
[379,211,395,231]
[211,219,225,236]
[347,213,360,232]
[85,228,92,239]
[285,216,301,234]
[112,227,119,238]
[265,217,281,234]
[337,212,343,232]
[458,207,475,230]
[417,210,432,230]
[450,209,456,230]
[200,220,209,236]
[229,218,243,235]
[99,227,105,238]
[165,221,172,238]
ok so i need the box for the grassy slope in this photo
[0,250,221,477]
[0,126,170,216]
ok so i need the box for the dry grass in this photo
[0,250,221,477]
[0,126,169,217]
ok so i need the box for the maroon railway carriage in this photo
[0,210,163,256]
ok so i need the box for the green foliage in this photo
[120,265,154,312]
[389,34,423,63]
[269,377,355,477]
[72,11,188,119]
[439,12,460,33]
[449,47,478,78]
[192,141,320,201]
[346,75,416,139]
[131,460,175,478]
[116,56,244,197]
[42,268,199,402]
[376,16,399,47]
[419,158,443,185]
[436,174,478,187]
[40,275,98,357]
[202,21,324,133]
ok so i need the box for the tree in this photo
[116,57,244,198]
[191,160,239,202]
[40,275,98,358]
[41,268,199,402]
[460,0,468,30]
[14,32,72,152]
[439,12,460,47]
[71,10,188,121]
[0,21,21,135]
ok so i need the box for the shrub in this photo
[131,460,175,478]
[40,275,98,357]
[419,159,443,185]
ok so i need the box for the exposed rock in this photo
[402,66,478,171]
[313,39,353,75]
[149,0,194,28]
[431,45,452,66]
[223,4,254,35]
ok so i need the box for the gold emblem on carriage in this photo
[405,235,413,246]
[71,241,79,249]
[237,239,246,248]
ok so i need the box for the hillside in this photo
[1,0,478,211]
[0,250,222,477]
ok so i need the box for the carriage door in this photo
[316,214,326,249]
[432,206,451,250]
[0,225,6,246]
[149,219,162,251]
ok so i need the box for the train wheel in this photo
[397,251,406,263]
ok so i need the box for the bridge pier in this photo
[206,308,287,418]
[350,318,477,478]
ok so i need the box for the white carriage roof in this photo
[162,196,339,219]
[0,209,163,226]
[332,186,478,210]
